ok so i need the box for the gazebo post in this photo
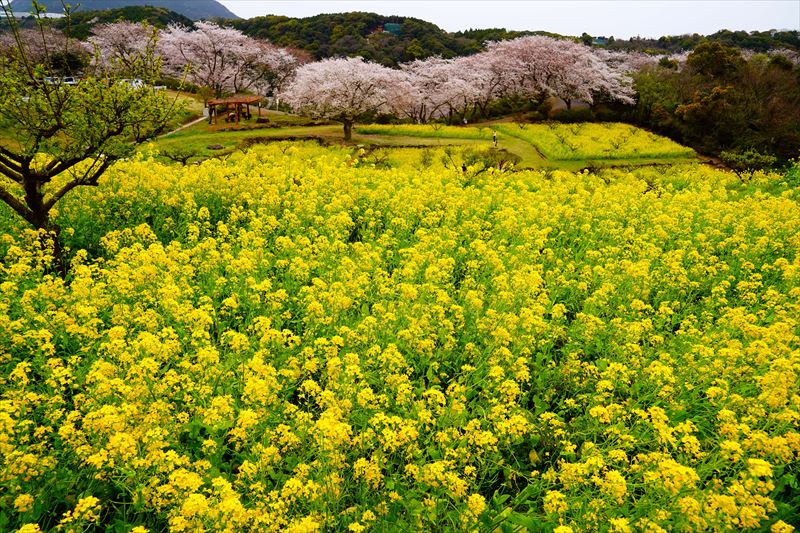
[205,97,262,125]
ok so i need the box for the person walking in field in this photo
[493,130,497,147]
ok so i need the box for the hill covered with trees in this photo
[51,6,193,39]
[231,12,476,66]
[230,11,798,66]
[608,29,800,54]
[231,13,576,66]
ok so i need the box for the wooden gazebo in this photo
[207,95,263,124]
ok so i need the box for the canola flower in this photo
[494,122,695,160]
[352,122,694,162]
[0,141,799,531]
[354,124,494,141]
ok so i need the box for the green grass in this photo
[151,123,344,162]
[146,116,697,170]
[0,126,18,150]
[162,90,205,130]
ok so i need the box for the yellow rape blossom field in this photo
[1,142,799,532]
[353,122,695,163]
[493,123,695,161]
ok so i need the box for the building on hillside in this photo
[383,23,402,36]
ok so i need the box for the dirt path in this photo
[160,116,207,138]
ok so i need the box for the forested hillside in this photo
[231,12,559,66]
[632,41,800,160]
[233,13,469,65]
[52,6,193,39]
[609,28,800,53]
[230,11,798,66]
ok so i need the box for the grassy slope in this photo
[150,120,696,171]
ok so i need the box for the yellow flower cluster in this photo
[0,142,798,531]
[496,122,695,160]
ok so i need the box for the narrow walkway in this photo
[160,116,206,138]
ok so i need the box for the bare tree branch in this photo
[0,185,35,223]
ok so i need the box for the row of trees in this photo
[90,21,307,99]
[0,20,309,99]
[6,22,645,139]
[284,36,645,139]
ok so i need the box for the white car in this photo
[41,76,79,86]
[119,78,145,89]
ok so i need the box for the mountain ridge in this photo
[8,0,238,20]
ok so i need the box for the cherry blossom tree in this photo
[251,46,307,100]
[393,57,478,123]
[388,59,450,123]
[383,69,423,122]
[0,26,87,73]
[457,52,510,118]
[158,21,301,99]
[767,48,800,66]
[595,49,660,73]
[548,48,635,109]
[283,57,394,140]
[484,36,635,110]
[483,36,554,106]
[86,21,159,75]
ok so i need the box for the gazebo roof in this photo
[207,95,262,106]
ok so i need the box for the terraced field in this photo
[153,117,696,170]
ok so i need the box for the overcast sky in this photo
[218,1,799,39]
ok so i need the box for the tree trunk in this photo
[343,120,353,141]
[41,224,66,276]
[23,177,67,275]
[565,99,572,110]
[477,100,489,119]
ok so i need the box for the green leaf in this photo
[493,493,511,505]
[505,512,539,529]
